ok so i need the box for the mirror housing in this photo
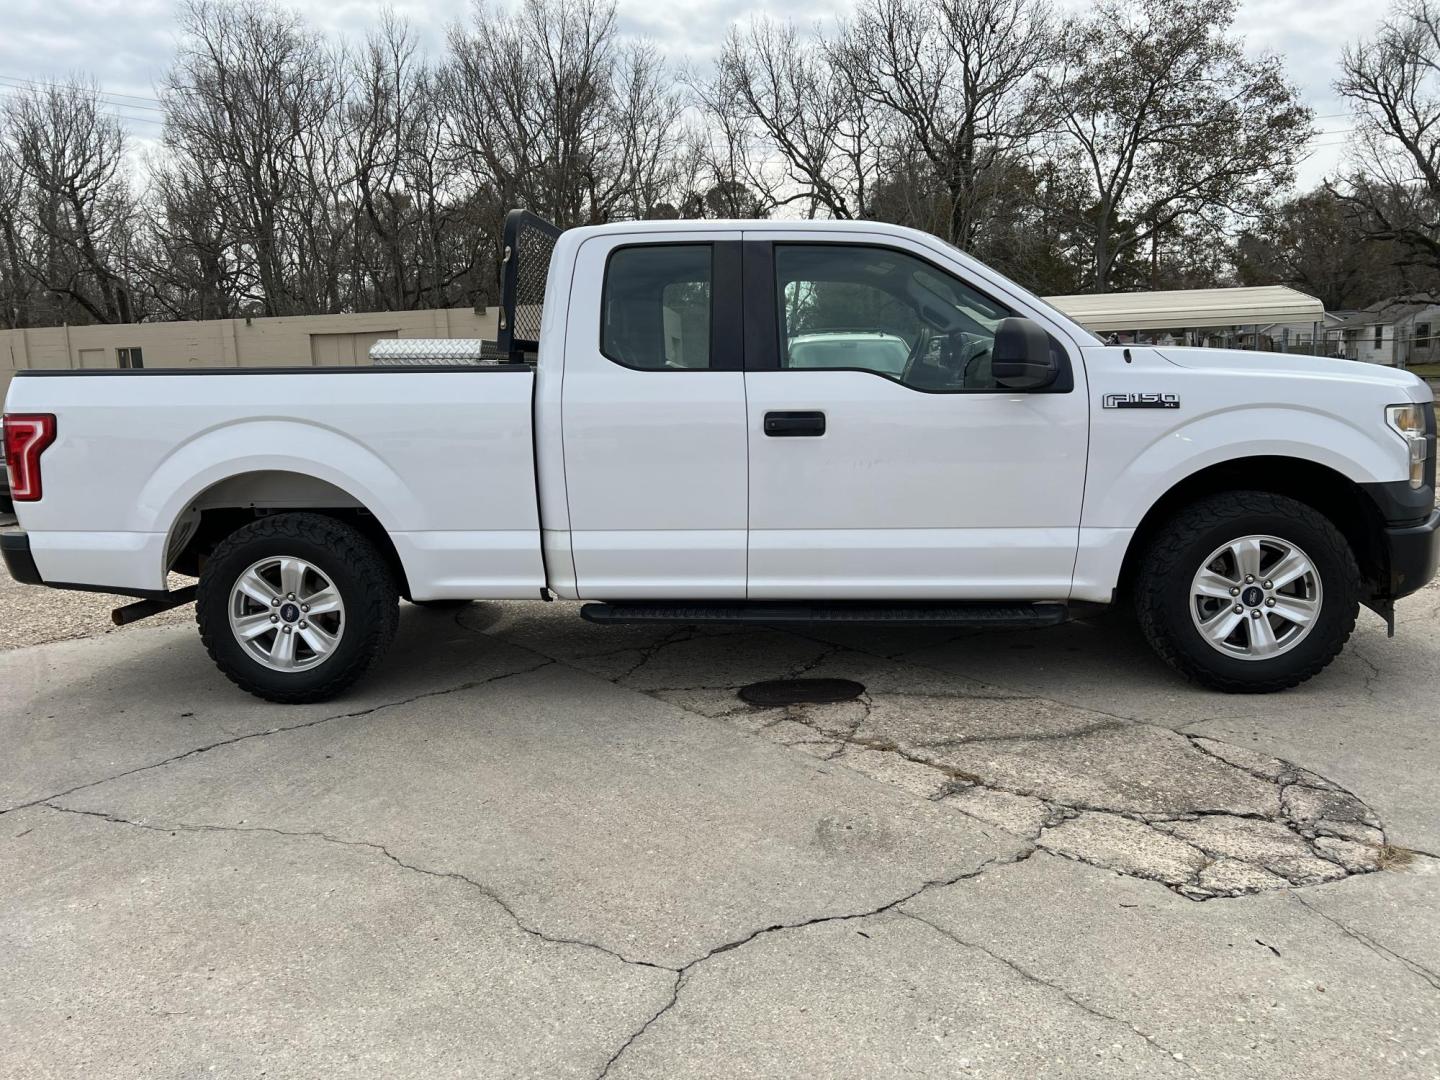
[992,317,1058,390]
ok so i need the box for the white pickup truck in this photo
[3,214,1436,702]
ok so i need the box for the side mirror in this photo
[992,317,1058,390]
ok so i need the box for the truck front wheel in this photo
[196,513,399,703]
[1134,492,1360,693]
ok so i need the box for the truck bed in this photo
[4,367,544,599]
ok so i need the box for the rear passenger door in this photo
[561,233,748,598]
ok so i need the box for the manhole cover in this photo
[738,678,866,706]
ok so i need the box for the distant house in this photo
[1334,300,1440,366]
[1249,312,1351,356]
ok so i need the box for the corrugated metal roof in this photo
[1044,286,1325,332]
[1334,301,1439,327]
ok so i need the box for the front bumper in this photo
[1383,509,1440,600]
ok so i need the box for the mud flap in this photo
[1365,597,1396,638]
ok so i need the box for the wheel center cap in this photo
[1241,586,1264,607]
[279,602,301,623]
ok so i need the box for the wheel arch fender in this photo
[1089,407,1401,532]
[142,420,418,580]
[1113,455,1387,601]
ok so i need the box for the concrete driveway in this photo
[1,584,1437,1078]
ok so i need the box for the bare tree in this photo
[443,0,683,229]
[833,0,1054,246]
[1233,186,1426,309]
[0,0,1346,328]
[348,13,436,309]
[1046,0,1312,292]
[680,67,783,219]
[140,161,241,320]
[3,80,140,323]
[701,18,883,219]
[1334,0,1440,284]
[0,147,35,328]
[610,41,689,218]
[160,0,351,315]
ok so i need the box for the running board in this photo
[579,601,1069,629]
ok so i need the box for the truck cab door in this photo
[560,231,748,598]
[742,235,1089,599]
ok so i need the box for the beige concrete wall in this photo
[0,307,497,399]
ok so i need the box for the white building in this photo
[1334,301,1440,366]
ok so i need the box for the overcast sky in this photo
[0,0,1383,189]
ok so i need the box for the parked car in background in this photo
[3,213,1436,702]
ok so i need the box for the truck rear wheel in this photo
[1134,492,1359,693]
[196,513,399,703]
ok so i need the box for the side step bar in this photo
[580,601,1069,629]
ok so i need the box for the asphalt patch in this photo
[738,678,867,706]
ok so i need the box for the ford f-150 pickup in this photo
[3,213,1437,702]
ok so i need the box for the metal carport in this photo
[1045,285,1324,333]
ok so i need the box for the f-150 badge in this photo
[1103,392,1180,409]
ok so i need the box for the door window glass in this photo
[602,245,712,370]
[775,245,1014,390]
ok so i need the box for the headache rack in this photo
[496,209,562,363]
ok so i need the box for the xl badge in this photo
[1103,392,1180,409]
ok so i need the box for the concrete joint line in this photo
[592,849,1037,1079]
[1289,892,1440,993]
[38,799,668,973]
[0,659,557,818]
[892,915,1198,1077]
[36,800,1037,1080]
[897,909,1200,1073]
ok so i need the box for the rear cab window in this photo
[601,246,713,370]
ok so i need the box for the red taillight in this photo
[2,413,57,501]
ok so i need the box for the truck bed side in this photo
[4,368,544,599]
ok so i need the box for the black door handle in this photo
[764,411,826,437]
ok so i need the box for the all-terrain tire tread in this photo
[1134,491,1359,693]
[196,513,398,703]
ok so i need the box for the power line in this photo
[0,85,165,128]
[0,73,166,114]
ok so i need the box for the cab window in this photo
[774,244,1013,390]
[602,245,712,370]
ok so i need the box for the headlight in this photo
[1386,403,1430,489]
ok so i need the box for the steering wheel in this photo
[962,347,992,389]
[899,331,932,386]
[901,331,969,388]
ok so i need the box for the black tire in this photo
[1134,491,1359,693]
[197,513,399,703]
[409,598,472,610]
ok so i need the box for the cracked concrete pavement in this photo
[2,577,1438,1078]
